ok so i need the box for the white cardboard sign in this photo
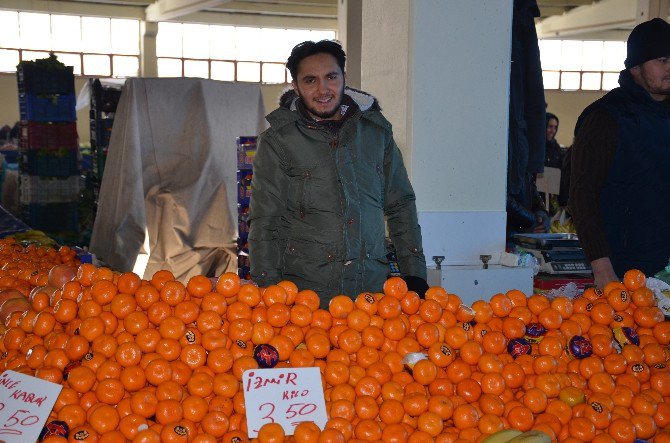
[0,370,62,442]
[243,367,327,438]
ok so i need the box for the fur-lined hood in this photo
[278,86,381,112]
[267,86,390,131]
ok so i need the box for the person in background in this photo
[544,113,563,169]
[248,40,428,308]
[570,18,670,289]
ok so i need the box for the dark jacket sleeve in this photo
[558,146,571,207]
[383,137,427,280]
[247,131,288,287]
[569,109,618,262]
[506,194,538,230]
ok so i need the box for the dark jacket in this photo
[572,70,670,276]
[545,139,563,169]
[508,0,546,196]
[248,88,426,307]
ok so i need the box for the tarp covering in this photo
[89,78,265,282]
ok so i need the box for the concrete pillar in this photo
[337,0,362,88]
[361,0,514,267]
[636,0,670,22]
[141,21,158,77]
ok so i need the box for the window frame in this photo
[0,12,140,78]
[540,39,625,92]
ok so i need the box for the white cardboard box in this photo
[427,264,534,306]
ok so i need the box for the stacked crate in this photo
[89,79,121,180]
[17,59,80,239]
[78,79,121,245]
[237,136,256,280]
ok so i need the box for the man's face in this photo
[546,118,558,142]
[292,52,345,120]
[631,56,670,101]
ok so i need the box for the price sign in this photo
[243,367,327,438]
[0,370,62,443]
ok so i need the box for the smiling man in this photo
[248,40,427,308]
[570,18,670,288]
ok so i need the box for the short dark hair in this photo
[546,112,559,127]
[286,40,346,81]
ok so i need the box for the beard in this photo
[296,83,345,120]
[639,67,670,97]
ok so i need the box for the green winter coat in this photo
[248,87,426,308]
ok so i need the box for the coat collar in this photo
[278,86,380,112]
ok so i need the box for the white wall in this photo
[361,0,513,266]
[410,0,511,212]
[545,90,607,147]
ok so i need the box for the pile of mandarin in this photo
[0,238,668,443]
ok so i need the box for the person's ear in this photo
[292,80,297,91]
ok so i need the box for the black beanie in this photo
[625,18,670,69]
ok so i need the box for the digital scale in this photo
[512,233,592,275]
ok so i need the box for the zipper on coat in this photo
[299,170,310,219]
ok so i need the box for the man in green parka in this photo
[248,40,427,308]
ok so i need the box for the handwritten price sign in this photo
[0,370,62,442]
[243,367,327,438]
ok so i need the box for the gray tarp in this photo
[89,78,265,282]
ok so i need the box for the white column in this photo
[361,0,514,267]
[337,0,363,88]
[141,21,158,77]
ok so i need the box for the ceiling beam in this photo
[538,6,571,17]
[208,1,336,18]
[145,0,228,21]
[0,0,144,18]
[179,8,335,28]
[536,0,637,38]
[537,0,594,5]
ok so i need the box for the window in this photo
[0,10,140,77]
[539,39,625,91]
[157,23,336,84]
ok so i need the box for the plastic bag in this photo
[550,208,575,233]
[646,277,670,318]
[544,282,580,300]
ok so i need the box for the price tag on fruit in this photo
[243,367,327,438]
[0,370,62,442]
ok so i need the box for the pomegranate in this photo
[0,289,24,305]
[48,264,76,289]
[0,297,30,326]
[28,285,57,302]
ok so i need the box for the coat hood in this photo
[278,86,381,112]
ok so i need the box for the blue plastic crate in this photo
[90,117,114,148]
[0,150,18,164]
[21,202,79,232]
[81,153,93,171]
[19,93,76,122]
[21,149,78,177]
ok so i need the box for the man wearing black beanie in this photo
[569,18,670,289]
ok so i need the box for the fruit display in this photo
[7,229,57,248]
[0,237,668,442]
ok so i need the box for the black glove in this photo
[403,275,429,298]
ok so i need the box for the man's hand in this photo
[531,211,551,233]
[590,257,619,289]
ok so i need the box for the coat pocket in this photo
[282,237,343,290]
[358,158,384,206]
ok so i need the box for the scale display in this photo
[512,233,592,275]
